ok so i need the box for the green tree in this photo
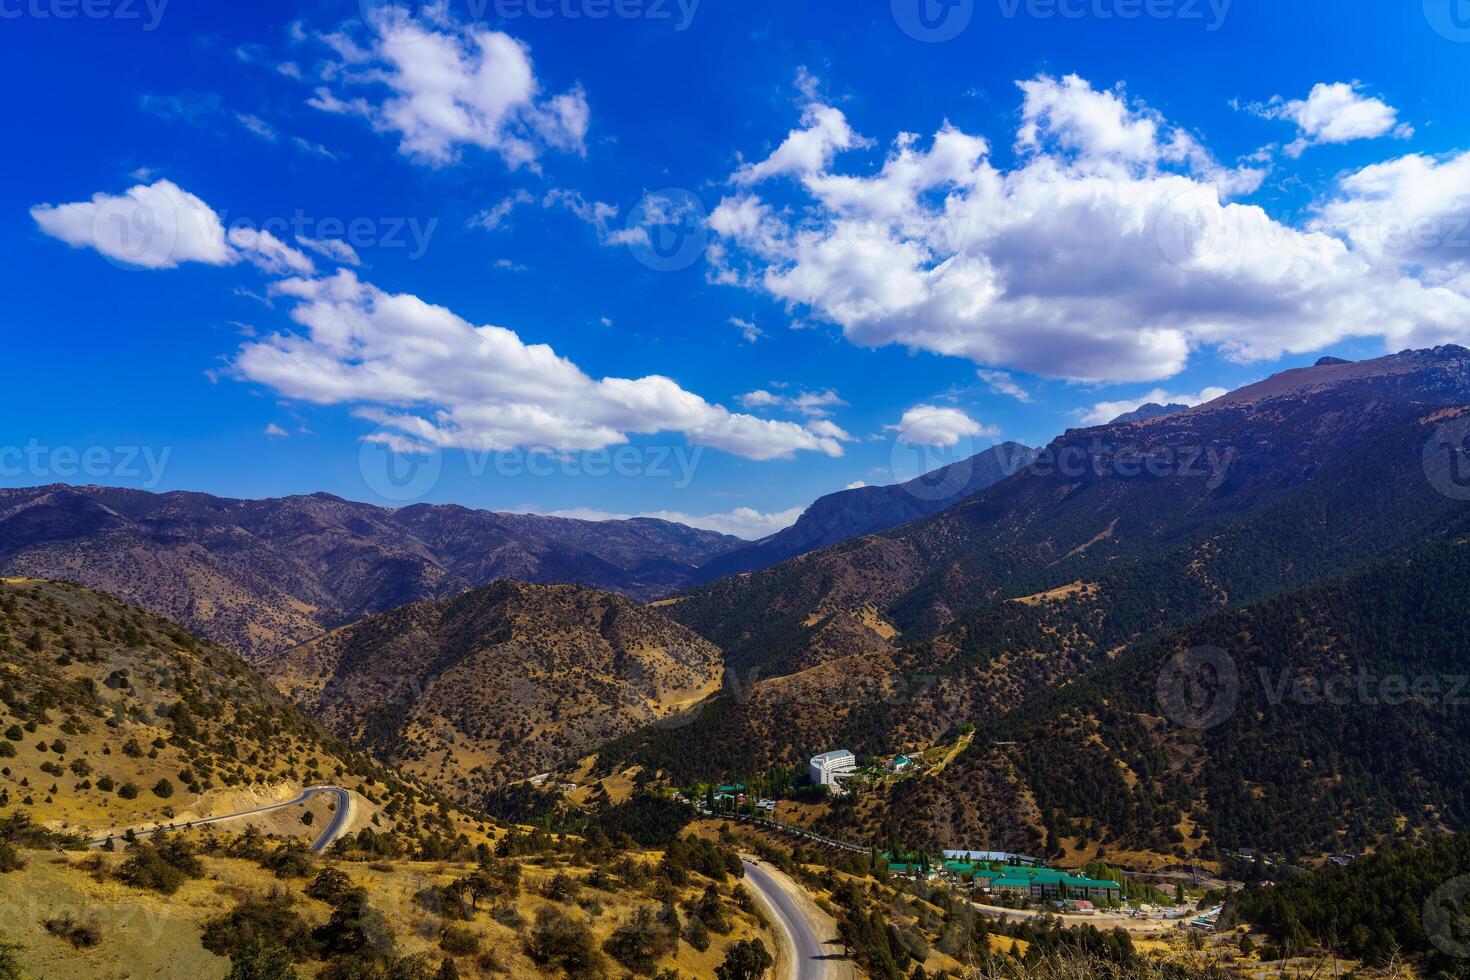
[715,939,773,980]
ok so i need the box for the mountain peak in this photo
[1108,402,1190,424]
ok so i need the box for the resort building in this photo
[809,749,857,789]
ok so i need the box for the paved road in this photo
[742,858,855,980]
[88,785,353,854]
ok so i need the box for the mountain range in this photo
[5,345,1470,867]
[592,345,1470,858]
[0,486,741,657]
[693,442,1037,581]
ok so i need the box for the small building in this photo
[810,749,857,789]
[886,755,913,772]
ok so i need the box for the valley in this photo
[5,347,1470,978]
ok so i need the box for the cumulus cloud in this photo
[31,179,313,275]
[1079,386,1229,426]
[888,405,997,447]
[307,10,588,169]
[706,73,1470,384]
[1312,150,1470,285]
[232,269,848,461]
[1250,82,1411,158]
[733,95,868,186]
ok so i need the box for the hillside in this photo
[265,580,726,802]
[0,487,741,658]
[0,578,496,848]
[663,346,1470,679]
[0,579,780,980]
[863,536,1470,860]
[694,441,1037,581]
[595,347,1470,848]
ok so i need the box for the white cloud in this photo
[32,180,316,276]
[233,269,848,461]
[1078,386,1228,426]
[31,180,232,270]
[298,235,362,266]
[888,405,997,447]
[1312,150,1470,285]
[546,505,804,541]
[265,423,290,437]
[226,227,316,276]
[730,316,764,342]
[977,369,1032,402]
[736,388,847,417]
[843,480,867,490]
[308,11,588,169]
[733,78,868,186]
[707,73,1470,384]
[1250,82,1411,158]
[471,190,534,231]
[236,113,279,142]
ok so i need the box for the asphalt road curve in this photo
[741,858,856,980]
[88,785,353,854]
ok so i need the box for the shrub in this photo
[439,924,480,956]
[221,938,301,980]
[152,779,175,799]
[603,906,676,973]
[117,843,187,894]
[262,842,314,879]
[545,871,581,902]
[117,782,141,800]
[117,834,202,895]
[305,868,357,906]
[44,914,101,949]
[0,941,21,980]
[683,916,710,952]
[526,907,606,979]
[202,892,315,963]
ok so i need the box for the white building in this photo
[810,749,857,790]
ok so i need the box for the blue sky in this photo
[6,0,1470,537]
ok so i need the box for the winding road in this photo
[87,785,353,854]
[741,857,856,980]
